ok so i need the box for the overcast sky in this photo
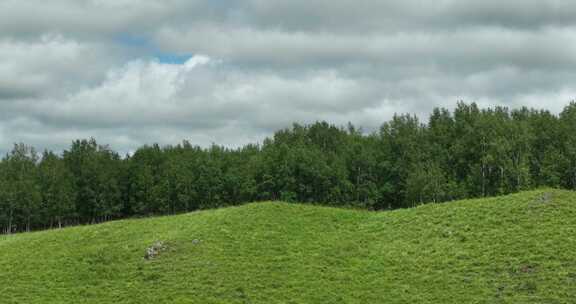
[1,0,575,154]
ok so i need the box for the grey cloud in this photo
[201,1,576,33]
[5,1,576,39]
[0,81,43,100]
[154,26,576,71]
[0,0,574,154]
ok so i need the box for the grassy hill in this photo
[1,189,575,303]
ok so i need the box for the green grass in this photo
[1,189,576,303]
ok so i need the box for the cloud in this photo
[9,56,386,150]
[0,34,122,99]
[154,26,576,71]
[234,0,576,33]
[4,1,576,39]
[0,0,574,154]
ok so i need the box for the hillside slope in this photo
[1,189,575,303]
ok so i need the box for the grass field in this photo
[1,189,575,303]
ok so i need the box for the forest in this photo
[1,102,575,234]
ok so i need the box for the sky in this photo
[1,0,575,154]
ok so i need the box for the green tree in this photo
[560,102,576,189]
[379,114,425,208]
[0,144,41,232]
[38,151,76,228]
[63,138,122,223]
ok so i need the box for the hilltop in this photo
[1,189,575,303]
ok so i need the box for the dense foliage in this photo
[1,102,575,233]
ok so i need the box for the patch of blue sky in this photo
[113,33,191,64]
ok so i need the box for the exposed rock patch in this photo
[144,241,168,260]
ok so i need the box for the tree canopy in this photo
[1,102,575,233]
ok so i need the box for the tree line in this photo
[1,102,575,234]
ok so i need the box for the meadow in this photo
[1,189,575,303]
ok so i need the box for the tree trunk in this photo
[481,165,486,197]
[516,153,521,190]
[356,166,361,203]
[500,166,504,193]
[573,167,576,190]
[481,136,487,197]
[7,209,13,235]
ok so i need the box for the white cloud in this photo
[0,55,393,152]
[0,34,119,99]
[31,55,384,127]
